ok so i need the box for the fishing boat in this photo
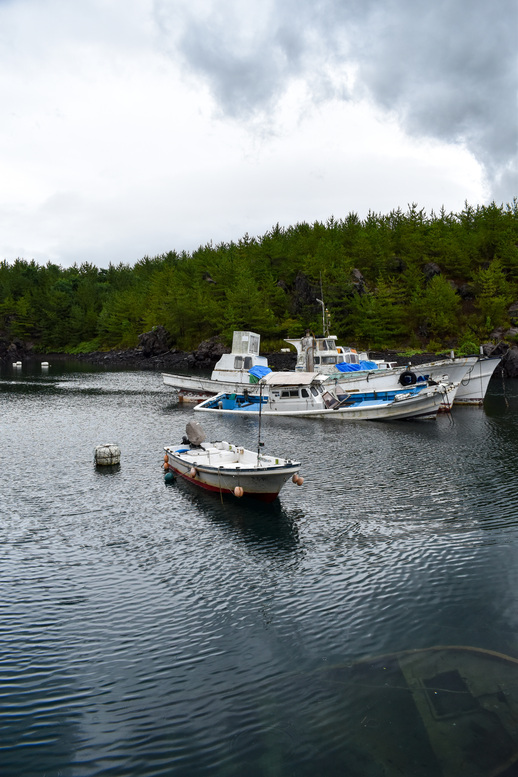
[321,354,478,410]
[161,331,271,401]
[328,349,501,406]
[194,373,457,421]
[163,420,302,502]
[288,331,501,405]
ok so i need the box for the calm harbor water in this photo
[1,361,518,777]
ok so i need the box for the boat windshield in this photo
[234,356,253,369]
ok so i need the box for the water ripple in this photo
[1,368,518,776]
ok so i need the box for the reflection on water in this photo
[167,476,303,556]
[1,362,518,777]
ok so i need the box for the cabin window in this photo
[314,356,320,365]
[310,386,319,396]
[249,335,259,355]
[244,356,252,369]
[321,355,337,365]
[301,388,309,398]
[234,356,243,369]
[280,389,300,398]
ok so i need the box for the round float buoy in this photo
[296,476,304,486]
[292,474,299,483]
[234,486,244,498]
[164,453,169,463]
[164,471,175,484]
[94,443,121,466]
[189,467,197,478]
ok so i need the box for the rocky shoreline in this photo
[2,329,518,377]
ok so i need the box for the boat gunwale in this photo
[167,458,300,477]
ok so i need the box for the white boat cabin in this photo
[284,333,399,373]
[284,334,361,372]
[211,331,269,382]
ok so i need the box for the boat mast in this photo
[316,274,330,337]
[257,380,265,460]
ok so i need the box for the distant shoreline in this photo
[3,346,496,371]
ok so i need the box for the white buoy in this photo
[41,361,49,369]
[94,444,121,466]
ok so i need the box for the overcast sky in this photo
[1,0,516,269]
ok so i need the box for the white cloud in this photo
[0,0,506,268]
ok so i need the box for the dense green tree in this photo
[1,202,517,353]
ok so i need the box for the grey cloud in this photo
[353,0,517,192]
[154,0,517,202]
[158,0,313,118]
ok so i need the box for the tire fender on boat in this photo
[399,370,417,386]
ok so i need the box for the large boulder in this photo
[502,346,518,378]
[194,336,229,366]
[138,326,170,357]
[508,301,518,325]
[290,273,319,313]
[351,268,367,294]
[0,336,28,361]
[423,262,442,282]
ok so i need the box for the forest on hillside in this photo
[1,202,517,356]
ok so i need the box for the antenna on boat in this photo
[316,273,330,337]
[316,298,330,337]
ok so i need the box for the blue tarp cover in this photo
[248,365,272,379]
[335,360,379,372]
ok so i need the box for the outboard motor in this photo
[185,420,206,447]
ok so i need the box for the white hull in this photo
[195,384,453,421]
[163,351,499,407]
[326,356,477,407]
[164,441,300,502]
[454,356,501,403]
[162,371,259,395]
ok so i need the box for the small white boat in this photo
[163,421,302,502]
[194,373,457,421]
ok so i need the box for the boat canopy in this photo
[248,365,272,380]
[335,360,379,372]
[260,371,322,386]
